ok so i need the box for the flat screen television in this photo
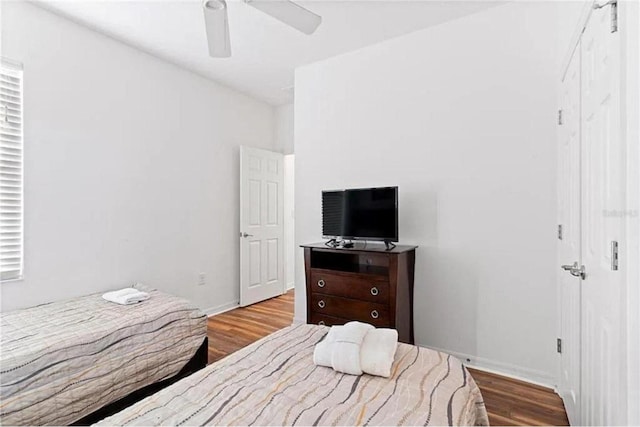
[322,186,398,242]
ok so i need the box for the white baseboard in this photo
[204,300,240,317]
[293,316,306,325]
[286,282,295,291]
[421,344,557,390]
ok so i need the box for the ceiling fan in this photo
[203,0,322,58]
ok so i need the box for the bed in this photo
[97,323,489,426]
[0,286,207,426]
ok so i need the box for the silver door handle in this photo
[570,264,586,279]
[561,262,586,279]
[240,232,253,238]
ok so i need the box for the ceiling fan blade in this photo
[244,0,321,35]
[203,0,231,58]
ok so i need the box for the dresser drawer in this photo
[310,294,390,327]
[309,313,350,327]
[310,270,389,303]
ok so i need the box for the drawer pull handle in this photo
[318,300,326,309]
[371,310,379,319]
[318,321,325,326]
[317,279,325,288]
[370,287,379,296]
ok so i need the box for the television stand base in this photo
[384,241,397,251]
[324,238,339,248]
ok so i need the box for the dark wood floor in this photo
[207,290,294,363]
[207,290,569,426]
[467,368,569,426]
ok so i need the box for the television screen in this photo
[322,187,398,242]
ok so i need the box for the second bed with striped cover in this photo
[0,287,207,425]
[98,324,489,426]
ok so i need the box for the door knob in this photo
[561,262,586,279]
[240,232,253,238]
[570,264,586,279]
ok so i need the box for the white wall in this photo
[275,103,294,155]
[295,2,560,385]
[0,1,276,313]
[284,155,295,290]
[275,103,295,291]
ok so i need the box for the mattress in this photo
[0,287,207,425]
[98,324,489,426]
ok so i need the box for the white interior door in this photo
[580,5,625,425]
[240,146,284,307]
[558,42,582,426]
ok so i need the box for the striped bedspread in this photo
[0,287,207,426]
[98,324,488,426]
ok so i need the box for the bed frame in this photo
[72,337,209,425]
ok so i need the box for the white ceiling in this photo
[36,0,502,106]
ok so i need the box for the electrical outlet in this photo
[198,273,206,286]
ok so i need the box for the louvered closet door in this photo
[0,63,23,282]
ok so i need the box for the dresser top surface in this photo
[301,242,417,254]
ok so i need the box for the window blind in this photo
[1,61,23,282]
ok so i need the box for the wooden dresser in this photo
[302,243,417,344]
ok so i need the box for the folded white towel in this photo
[313,322,398,378]
[313,340,332,367]
[102,288,150,305]
[331,321,374,375]
[313,326,342,367]
[360,328,398,378]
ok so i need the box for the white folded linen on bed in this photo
[314,321,398,377]
[331,321,374,375]
[361,327,398,378]
[313,325,341,366]
[102,287,150,305]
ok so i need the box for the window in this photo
[1,60,24,282]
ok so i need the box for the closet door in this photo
[580,4,624,425]
[558,43,582,426]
